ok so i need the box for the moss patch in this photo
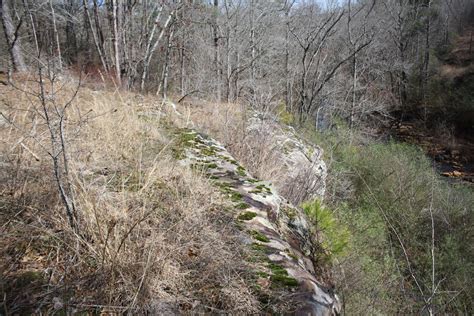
[235,202,250,209]
[251,242,269,253]
[250,184,272,196]
[281,207,297,220]
[200,147,217,156]
[250,230,270,243]
[267,263,298,288]
[236,166,246,177]
[238,211,258,221]
[172,130,197,159]
[270,273,299,287]
[205,162,218,169]
[230,191,243,202]
[285,249,299,261]
[216,182,233,194]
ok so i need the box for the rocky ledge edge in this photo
[174,128,341,315]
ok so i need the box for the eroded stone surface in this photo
[246,113,327,206]
[176,129,340,315]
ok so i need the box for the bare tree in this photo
[111,0,122,86]
[212,0,222,101]
[140,3,175,92]
[1,0,27,72]
[82,0,109,72]
[49,0,62,71]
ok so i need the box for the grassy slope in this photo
[0,79,261,314]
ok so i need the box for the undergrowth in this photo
[303,123,474,314]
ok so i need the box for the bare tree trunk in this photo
[178,9,185,96]
[92,0,106,61]
[213,0,221,101]
[50,0,62,71]
[444,7,450,45]
[140,7,173,92]
[22,0,39,55]
[112,0,122,86]
[82,0,108,72]
[1,0,27,72]
[298,48,308,124]
[249,0,255,85]
[470,30,473,54]
[422,0,431,118]
[224,2,231,103]
[285,1,292,112]
[180,41,185,96]
[234,50,240,101]
[157,29,174,99]
[350,52,357,129]
[64,0,77,63]
[348,0,356,130]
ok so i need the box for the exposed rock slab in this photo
[175,128,340,315]
[246,113,327,205]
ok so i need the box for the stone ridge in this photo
[175,128,341,315]
[246,114,327,206]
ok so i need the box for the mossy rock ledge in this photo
[175,128,341,315]
[246,113,328,206]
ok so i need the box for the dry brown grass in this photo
[0,78,259,314]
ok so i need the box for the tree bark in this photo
[285,2,292,112]
[249,0,255,85]
[422,0,431,105]
[157,29,174,99]
[111,0,122,86]
[140,9,173,92]
[82,0,108,72]
[1,0,27,72]
[213,0,221,101]
[64,0,77,63]
[50,0,63,71]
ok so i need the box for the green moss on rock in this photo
[268,262,298,287]
[230,191,243,202]
[235,202,250,209]
[206,162,218,169]
[236,166,246,177]
[270,273,299,287]
[251,230,270,243]
[251,243,269,252]
[281,207,297,220]
[238,211,258,221]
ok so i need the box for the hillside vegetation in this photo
[305,125,474,314]
[1,0,474,314]
[1,81,263,313]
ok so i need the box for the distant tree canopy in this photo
[1,0,473,124]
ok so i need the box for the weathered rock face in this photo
[246,113,327,206]
[175,129,340,315]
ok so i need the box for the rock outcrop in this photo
[175,128,340,315]
[246,113,327,206]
